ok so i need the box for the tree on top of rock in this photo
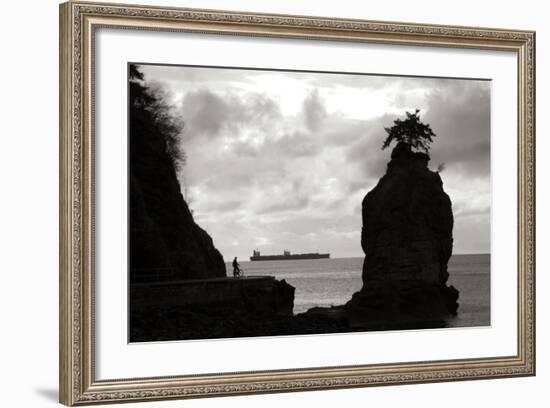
[381,109,436,155]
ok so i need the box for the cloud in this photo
[257,195,311,214]
[252,177,314,215]
[419,80,491,178]
[180,89,281,140]
[181,89,231,137]
[303,72,432,92]
[344,113,396,180]
[302,89,327,132]
[343,80,491,181]
[138,63,258,89]
[268,131,322,157]
[199,198,246,213]
[137,64,491,259]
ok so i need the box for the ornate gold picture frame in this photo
[59,1,535,405]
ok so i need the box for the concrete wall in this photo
[131,276,295,316]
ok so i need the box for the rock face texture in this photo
[346,142,459,329]
[129,78,226,282]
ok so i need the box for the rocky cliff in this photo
[129,74,226,281]
[346,142,459,329]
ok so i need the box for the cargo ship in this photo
[250,249,330,261]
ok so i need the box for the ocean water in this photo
[228,254,490,328]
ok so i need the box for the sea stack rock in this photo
[346,142,459,329]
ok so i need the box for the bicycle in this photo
[233,267,244,278]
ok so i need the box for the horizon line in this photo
[225,252,490,261]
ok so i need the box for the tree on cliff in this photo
[381,109,436,155]
[129,64,186,170]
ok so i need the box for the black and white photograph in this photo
[1,0,544,406]
[128,63,491,342]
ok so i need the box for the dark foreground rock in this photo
[130,305,359,342]
[345,142,459,329]
[130,278,370,342]
[130,276,297,342]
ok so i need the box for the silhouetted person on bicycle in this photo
[232,257,241,278]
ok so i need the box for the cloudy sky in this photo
[137,63,491,260]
